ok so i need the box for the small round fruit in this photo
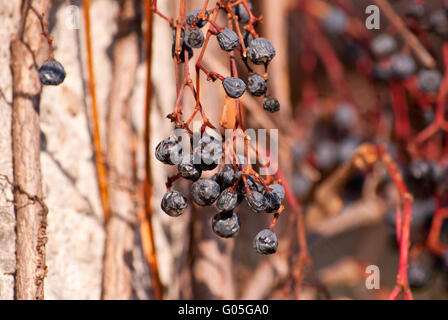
[39,60,66,86]
[191,178,221,206]
[178,155,202,181]
[265,191,281,213]
[269,184,285,202]
[321,7,348,35]
[247,73,267,96]
[155,136,183,165]
[246,191,268,213]
[186,9,209,28]
[216,165,237,189]
[253,229,278,254]
[418,69,442,93]
[161,190,188,217]
[262,96,280,113]
[217,27,240,51]
[196,134,222,171]
[408,264,431,289]
[212,211,241,238]
[247,37,276,65]
[233,2,252,24]
[370,34,397,58]
[216,188,239,212]
[391,53,416,79]
[222,77,246,98]
[184,29,205,48]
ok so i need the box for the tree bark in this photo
[10,0,51,300]
[102,0,139,300]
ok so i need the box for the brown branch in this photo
[373,0,435,69]
[83,0,110,222]
[102,0,139,300]
[139,0,163,300]
[10,0,51,300]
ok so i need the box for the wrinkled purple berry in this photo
[217,27,240,51]
[184,29,205,48]
[247,73,267,96]
[161,190,188,217]
[191,178,221,206]
[223,77,246,98]
[216,188,239,212]
[39,60,66,86]
[247,37,276,65]
[212,211,241,238]
[253,229,278,254]
[262,96,280,113]
[155,136,183,165]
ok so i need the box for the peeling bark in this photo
[10,0,51,300]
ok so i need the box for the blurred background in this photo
[0,0,448,300]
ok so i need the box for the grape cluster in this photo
[156,133,284,255]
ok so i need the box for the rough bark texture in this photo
[102,0,139,300]
[0,0,20,301]
[10,0,51,300]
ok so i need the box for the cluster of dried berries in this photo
[155,1,284,255]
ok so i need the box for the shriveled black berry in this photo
[246,191,267,213]
[191,178,221,206]
[178,155,202,181]
[292,173,312,198]
[429,10,448,39]
[247,73,267,96]
[406,2,426,20]
[333,102,357,130]
[265,191,281,213]
[161,190,188,217]
[406,159,435,199]
[171,43,193,63]
[391,53,416,79]
[217,27,240,51]
[184,29,204,48]
[186,9,209,28]
[216,188,239,212]
[253,229,278,254]
[216,165,237,189]
[370,34,396,58]
[39,60,66,86]
[418,69,442,93]
[155,136,183,165]
[247,37,276,65]
[269,184,285,202]
[321,7,348,35]
[408,264,431,289]
[196,133,222,171]
[315,140,338,170]
[237,174,264,195]
[222,77,246,98]
[338,136,361,163]
[233,2,252,24]
[212,211,241,238]
[262,96,280,113]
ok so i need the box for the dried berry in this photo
[418,69,442,93]
[222,77,246,98]
[233,2,252,24]
[186,9,209,28]
[253,229,278,254]
[262,96,280,113]
[161,190,188,217]
[321,7,348,35]
[39,60,66,86]
[406,2,426,20]
[291,173,312,198]
[196,133,222,171]
[391,53,416,79]
[408,264,431,289]
[246,191,268,213]
[212,211,241,238]
[264,191,281,213]
[269,184,285,202]
[247,73,267,96]
[216,165,237,189]
[155,136,183,165]
[184,29,205,48]
[247,37,276,65]
[429,10,448,39]
[371,34,397,58]
[315,140,338,170]
[178,155,202,181]
[216,188,239,212]
[333,102,357,130]
[191,178,221,206]
[338,136,361,163]
[406,159,435,199]
[217,27,240,51]
[372,59,393,82]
